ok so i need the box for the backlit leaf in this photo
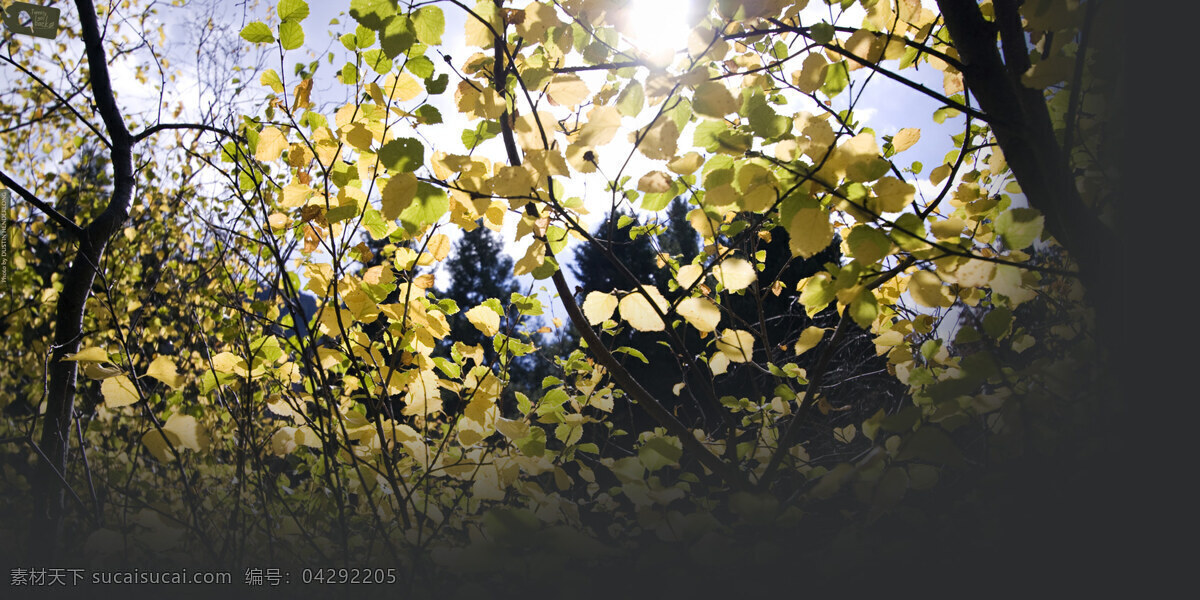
[62,347,110,362]
[716,329,756,363]
[102,375,139,408]
[547,74,590,107]
[788,208,834,258]
[619,287,668,332]
[677,297,721,332]
[892,128,920,152]
[278,0,309,22]
[146,356,184,390]
[794,326,825,355]
[412,6,444,44]
[279,20,304,50]
[379,138,424,173]
[240,21,274,44]
[713,258,755,292]
[381,173,417,220]
[465,305,501,337]
[994,208,1044,250]
[163,413,209,451]
[583,291,618,325]
[255,127,287,162]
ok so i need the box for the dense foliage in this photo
[0,0,1131,594]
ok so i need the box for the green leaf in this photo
[412,6,444,45]
[616,80,644,117]
[820,61,849,98]
[933,106,960,123]
[278,0,309,22]
[398,182,447,234]
[613,346,648,364]
[414,104,442,124]
[638,436,683,471]
[743,92,789,139]
[362,49,393,75]
[279,20,304,50]
[240,21,274,44]
[324,204,359,224]
[809,22,835,45]
[536,388,569,417]
[379,138,423,173]
[994,207,1044,250]
[425,73,449,95]
[380,14,415,58]
[350,0,396,30]
[849,290,878,329]
[406,55,435,79]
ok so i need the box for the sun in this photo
[622,0,696,64]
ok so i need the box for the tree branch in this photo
[0,170,84,236]
[132,122,243,144]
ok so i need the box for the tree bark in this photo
[30,0,133,562]
[935,0,1124,339]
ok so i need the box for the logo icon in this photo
[2,2,60,39]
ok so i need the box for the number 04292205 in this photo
[300,568,397,584]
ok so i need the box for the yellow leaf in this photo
[793,53,828,93]
[794,326,825,355]
[491,165,535,197]
[693,81,738,118]
[495,417,530,441]
[951,258,996,288]
[385,71,423,102]
[688,208,717,239]
[62,347,110,362]
[465,305,501,337]
[163,413,208,452]
[343,123,374,151]
[619,286,668,332]
[427,233,452,261]
[635,119,679,161]
[256,126,287,162]
[716,329,756,363]
[101,375,139,408]
[930,164,951,186]
[381,173,417,220]
[872,177,916,213]
[821,132,879,182]
[709,351,730,375]
[546,74,590,107]
[582,291,618,325]
[270,427,298,456]
[788,208,834,258]
[677,297,721,332]
[292,78,313,111]
[210,352,248,376]
[280,182,312,208]
[930,217,966,239]
[892,128,920,152]
[266,397,298,421]
[907,271,953,308]
[637,171,672,193]
[142,430,176,462]
[675,264,704,289]
[146,356,184,390]
[713,258,756,292]
[82,363,124,380]
[576,106,621,147]
[667,152,703,175]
